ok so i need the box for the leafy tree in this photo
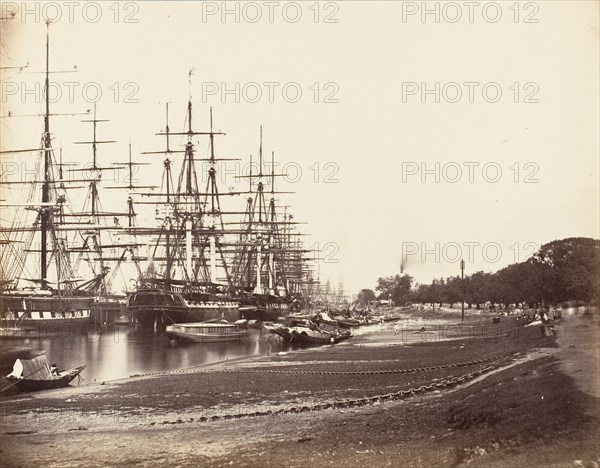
[357,289,376,307]
[413,282,431,305]
[376,274,413,306]
[364,237,599,310]
[441,275,462,307]
[464,271,492,308]
[531,237,600,303]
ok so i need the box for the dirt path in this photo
[554,310,600,398]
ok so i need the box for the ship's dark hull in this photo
[90,298,127,325]
[127,290,240,329]
[239,295,290,322]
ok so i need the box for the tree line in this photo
[357,238,599,308]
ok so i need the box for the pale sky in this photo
[1,1,599,295]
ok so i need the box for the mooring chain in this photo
[153,365,497,426]
[132,353,513,378]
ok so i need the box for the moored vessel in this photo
[125,97,243,328]
[165,320,246,343]
[1,25,99,332]
[1,290,91,333]
[6,354,85,392]
[239,293,290,322]
[267,318,350,345]
[127,288,239,328]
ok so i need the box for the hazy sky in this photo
[1,1,599,295]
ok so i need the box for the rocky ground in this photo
[0,310,598,467]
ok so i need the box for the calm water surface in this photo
[3,326,290,384]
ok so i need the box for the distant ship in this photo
[228,128,300,322]
[238,293,290,322]
[124,100,312,327]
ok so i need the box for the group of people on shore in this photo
[528,309,555,324]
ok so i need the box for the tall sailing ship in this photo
[0,25,95,332]
[125,95,316,327]
[2,29,321,332]
[65,105,143,325]
[125,96,243,328]
[229,128,307,321]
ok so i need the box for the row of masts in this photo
[0,23,321,303]
[135,97,312,298]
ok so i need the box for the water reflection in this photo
[5,325,290,384]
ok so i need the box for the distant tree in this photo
[464,271,492,308]
[441,275,462,307]
[494,262,544,307]
[413,283,431,305]
[376,274,413,306]
[357,289,376,307]
[370,237,599,310]
[434,278,444,308]
[531,237,600,303]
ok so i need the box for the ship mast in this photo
[0,23,108,298]
[68,103,120,294]
[40,22,51,286]
[232,128,297,296]
[139,81,244,292]
[97,142,156,286]
[72,104,117,219]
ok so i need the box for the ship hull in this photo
[239,295,290,322]
[1,294,92,334]
[90,298,127,325]
[126,290,240,329]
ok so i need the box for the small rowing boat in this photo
[5,354,85,392]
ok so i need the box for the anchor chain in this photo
[154,364,499,425]
[132,352,513,378]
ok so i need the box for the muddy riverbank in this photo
[1,311,598,467]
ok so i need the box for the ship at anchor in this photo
[125,93,245,329]
[1,24,96,332]
[1,32,322,333]
[0,24,146,332]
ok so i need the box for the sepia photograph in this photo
[0,1,598,466]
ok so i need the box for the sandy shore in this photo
[1,312,598,467]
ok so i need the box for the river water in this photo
[0,314,482,386]
[5,308,586,387]
[1,325,290,384]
